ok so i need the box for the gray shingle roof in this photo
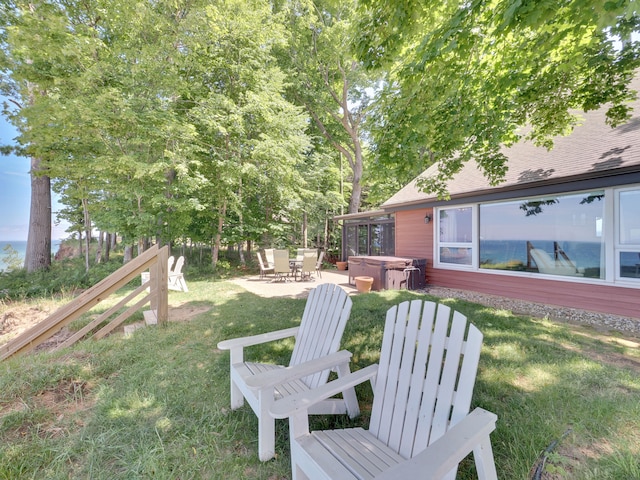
[382,75,640,208]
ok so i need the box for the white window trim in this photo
[434,204,477,270]
[614,186,640,283]
[431,185,640,287]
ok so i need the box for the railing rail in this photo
[0,245,169,361]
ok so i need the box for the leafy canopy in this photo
[357,0,640,197]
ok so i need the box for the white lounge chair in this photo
[217,284,360,461]
[271,300,498,480]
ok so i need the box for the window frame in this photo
[434,204,477,270]
[614,186,640,282]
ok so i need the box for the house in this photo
[338,75,640,318]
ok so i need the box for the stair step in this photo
[143,310,158,325]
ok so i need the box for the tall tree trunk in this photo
[82,198,91,272]
[302,211,308,248]
[211,199,227,269]
[24,156,51,272]
[123,245,133,263]
[104,233,111,262]
[95,230,104,264]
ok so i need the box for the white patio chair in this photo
[315,250,325,279]
[217,283,360,461]
[264,248,275,268]
[168,255,188,292]
[271,300,497,480]
[257,251,275,279]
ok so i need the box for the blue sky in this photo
[0,111,69,241]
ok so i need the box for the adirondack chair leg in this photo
[474,436,498,480]
[230,378,244,410]
[335,362,360,418]
[258,389,276,461]
[229,348,244,410]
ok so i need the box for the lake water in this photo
[0,240,62,272]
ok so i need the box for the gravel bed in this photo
[421,286,640,338]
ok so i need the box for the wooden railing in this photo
[0,245,169,362]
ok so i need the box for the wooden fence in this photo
[0,245,169,362]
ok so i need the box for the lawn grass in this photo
[1,277,639,479]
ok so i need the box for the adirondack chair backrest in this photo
[168,255,175,272]
[173,256,185,274]
[369,300,483,460]
[289,284,353,389]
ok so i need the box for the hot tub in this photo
[348,256,426,291]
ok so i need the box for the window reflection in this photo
[479,191,605,278]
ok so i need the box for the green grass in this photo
[1,278,640,479]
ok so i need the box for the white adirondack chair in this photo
[217,283,360,461]
[270,300,498,480]
[168,255,188,292]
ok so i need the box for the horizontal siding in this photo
[395,208,640,319]
[395,209,432,261]
[427,269,640,319]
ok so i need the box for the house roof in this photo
[382,74,640,209]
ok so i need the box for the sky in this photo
[0,109,69,241]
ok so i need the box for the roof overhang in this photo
[333,209,389,221]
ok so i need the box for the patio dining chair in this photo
[297,251,317,281]
[273,249,292,282]
[257,252,275,279]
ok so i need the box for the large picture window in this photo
[479,191,605,278]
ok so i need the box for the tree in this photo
[357,0,640,197]
[279,0,380,213]
[0,3,62,272]
[176,0,311,266]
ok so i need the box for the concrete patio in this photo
[229,268,358,299]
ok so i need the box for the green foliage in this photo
[0,256,125,300]
[357,0,640,198]
[0,245,23,273]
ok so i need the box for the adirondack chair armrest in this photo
[270,363,379,419]
[246,350,354,390]
[373,408,498,480]
[217,326,300,351]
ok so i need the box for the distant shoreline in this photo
[0,240,63,272]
